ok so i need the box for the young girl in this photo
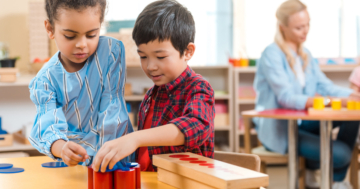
[28,0,133,167]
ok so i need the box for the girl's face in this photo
[45,7,101,71]
[281,10,310,45]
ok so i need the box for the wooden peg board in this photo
[308,108,360,116]
[153,153,268,189]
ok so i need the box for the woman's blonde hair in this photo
[275,0,308,74]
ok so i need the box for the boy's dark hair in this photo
[45,0,107,26]
[132,0,195,57]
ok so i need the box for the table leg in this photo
[288,119,299,189]
[320,120,333,189]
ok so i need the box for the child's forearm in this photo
[51,139,66,158]
[350,83,360,92]
[132,124,185,147]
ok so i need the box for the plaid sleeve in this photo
[169,81,214,151]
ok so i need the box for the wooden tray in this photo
[153,152,268,189]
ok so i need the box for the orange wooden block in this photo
[153,152,268,189]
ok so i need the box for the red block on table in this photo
[134,165,141,189]
[88,167,94,189]
[94,170,113,189]
[114,169,136,189]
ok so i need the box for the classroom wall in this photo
[1,0,29,72]
[0,0,44,133]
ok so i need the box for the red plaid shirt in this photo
[136,66,215,168]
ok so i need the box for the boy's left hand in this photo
[92,134,138,172]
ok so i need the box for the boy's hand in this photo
[53,140,89,166]
[92,134,138,172]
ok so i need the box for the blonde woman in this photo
[253,0,360,188]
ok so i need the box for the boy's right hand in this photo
[51,140,89,166]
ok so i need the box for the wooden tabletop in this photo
[242,109,360,121]
[0,156,175,189]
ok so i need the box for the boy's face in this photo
[137,40,194,86]
[45,7,101,69]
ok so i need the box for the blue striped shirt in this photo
[29,36,134,165]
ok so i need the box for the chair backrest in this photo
[214,151,261,172]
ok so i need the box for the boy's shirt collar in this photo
[151,65,192,95]
[164,65,192,93]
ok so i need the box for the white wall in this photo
[106,0,233,66]
[240,0,343,59]
[0,86,36,133]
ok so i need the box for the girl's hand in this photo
[60,141,89,166]
[349,92,360,101]
[92,134,138,172]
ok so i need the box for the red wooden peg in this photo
[93,170,113,189]
[134,165,141,189]
[114,169,136,189]
[88,167,94,189]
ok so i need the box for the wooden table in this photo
[242,109,360,189]
[0,156,175,189]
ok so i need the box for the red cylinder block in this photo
[114,169,136,189]
[134,165,141,189]
[93,170,113,189]
[88,167,94,189]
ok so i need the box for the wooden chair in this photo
[214,151,261,172]
[243,117,306,189]
[243,117,359,189]
[350,146,358,189]
[214,151,266,189]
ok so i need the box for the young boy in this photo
[93,0,215,172]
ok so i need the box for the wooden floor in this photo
[266,165,359,189]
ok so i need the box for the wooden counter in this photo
[0,156,175,189]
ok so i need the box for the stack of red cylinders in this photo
[88,167,94,189]
[93,170,113,189]
[88,163,141,189]
[134,164,141,189]
[114,169,136,189]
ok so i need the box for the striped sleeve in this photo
[94,39,133,160]
[28,76,69,160]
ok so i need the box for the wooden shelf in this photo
[0,74,36,87]
[319,65,358,72]
[214,126,231,131]
[126,65,231,70]
[124,95,144,101]
[237,128,257,135]
[234,64,358,74]
[0,140,35,152]
[234,67,257,73]
[215,94,230,100]
[238,99,256,104]
[190,65,230,70]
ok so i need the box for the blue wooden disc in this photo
[41,162,68,168]
[0,164,13,169]
[0,168,24,174]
